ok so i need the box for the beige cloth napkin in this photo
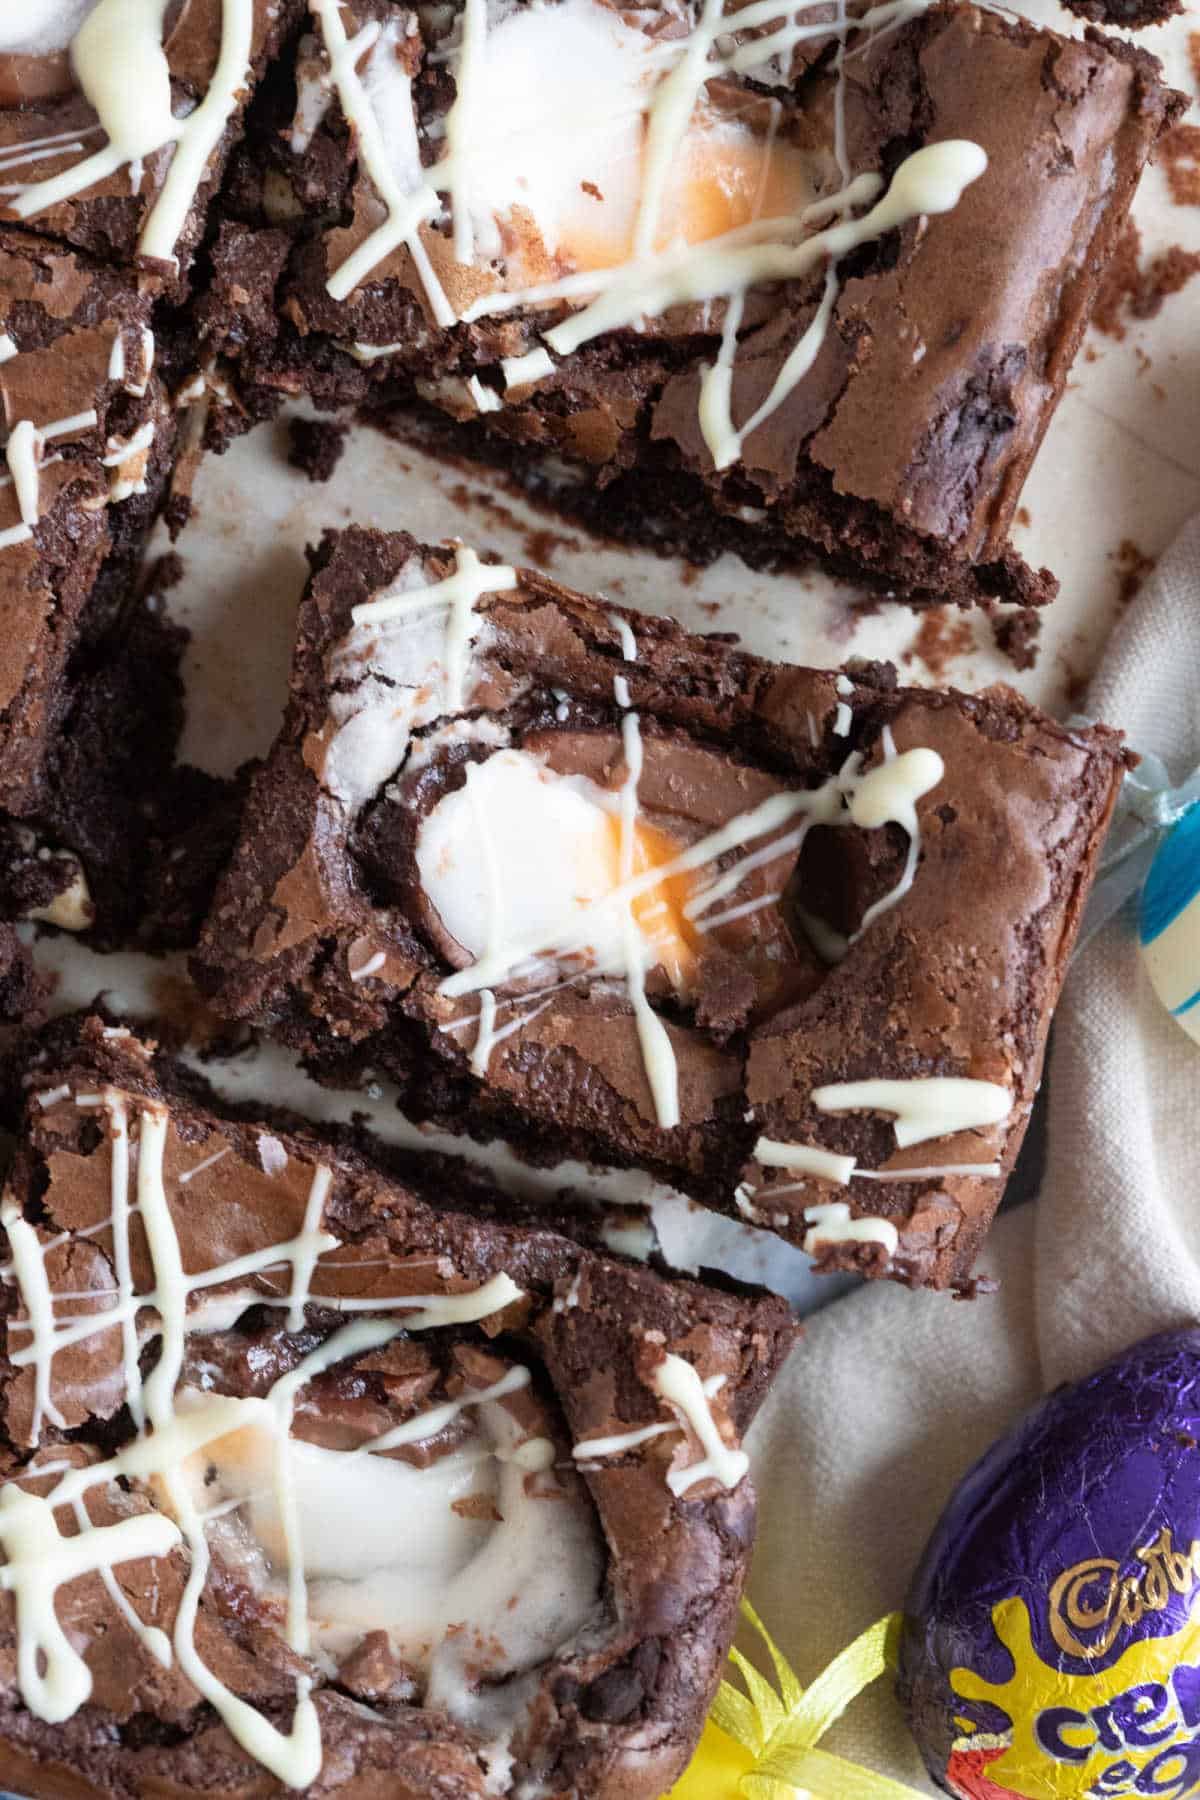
[745,512,1200,1790]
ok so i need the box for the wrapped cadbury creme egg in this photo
[898,1328,1200,1800]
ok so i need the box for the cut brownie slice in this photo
[204,0,1183,610]
[195,528,1127,1290]
[0,1016,795,1799]
[0,0,305,298]
[0,229,202,945]
[0,229,172,816]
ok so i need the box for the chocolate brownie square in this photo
[202,0,1182,610]
[195,527,1126,1289]
[0,1015,795,1798]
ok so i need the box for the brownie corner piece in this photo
[0,1014,796,1799]
[195,527,1126,1290]
[0,1,305,296]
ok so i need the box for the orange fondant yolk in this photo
[604,813,701,991]
[559,109,814,273]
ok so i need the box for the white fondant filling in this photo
[0,0,99,55]
[324,549,516,810]
[179,1381,601,1721]
[418,748,629,973]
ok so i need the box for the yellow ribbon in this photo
[667,1602,928,1799]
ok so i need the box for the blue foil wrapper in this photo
[899,1329,1200,1800]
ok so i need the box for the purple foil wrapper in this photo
[898,1328,1200,1800]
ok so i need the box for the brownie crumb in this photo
[991,606,1043,671]
[1015,506,1032,528]
[288,416,350,484]
[443,480,583,568]
[164,494,194,539]
[1058,0,1179,24]
[902,608,974,678]
[523,525,583,567]
[1110,537,1156,609]
[952,1272,1001,1299]
[1160,124,1200,208]
[1092,219,1200,339]
[140,551,187,597]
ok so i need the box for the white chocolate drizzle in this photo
[0,1086,549,1787]
[0,1483,180,1723]
[351,544,516,713]
[755,1138,857,1185]
[573,1358,743,1495]
[744,1085,1008,1240]
[10,0,257,269]
[610,620,681,1130]
[0,1198,69,1441]
[5,420,42,527]
[309,1,454,321]
[0,404,106,552]
[653,1354,747,1496]
[803,1202,898,1259]
[811,1076,1012,1148]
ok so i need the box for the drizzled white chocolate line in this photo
[812,1076,1012,1148]
[308,0,454,320]
[306,0,985,466]
[0,1086,528,1785]
[610,619,682,1130]
[351,543,516,713]
[9,0,256,267]
[802,1202,898,1258]
[742,1075,1013,1252]
[573,1353,746,1495]
[0,403,110,551]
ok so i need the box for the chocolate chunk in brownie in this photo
[194,526,1128,1290]
[0,1016,795,1800]
[197,0,1183,610]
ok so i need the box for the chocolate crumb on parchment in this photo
[1092,218,1200,339]
[1160,124,1200,208]
[990,607,1043,672]
[903,608,975,679]
[288,416,351,483]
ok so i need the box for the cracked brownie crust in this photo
[195,527,1127,1290]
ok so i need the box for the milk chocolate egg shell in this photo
[898,1328,1200,1800]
